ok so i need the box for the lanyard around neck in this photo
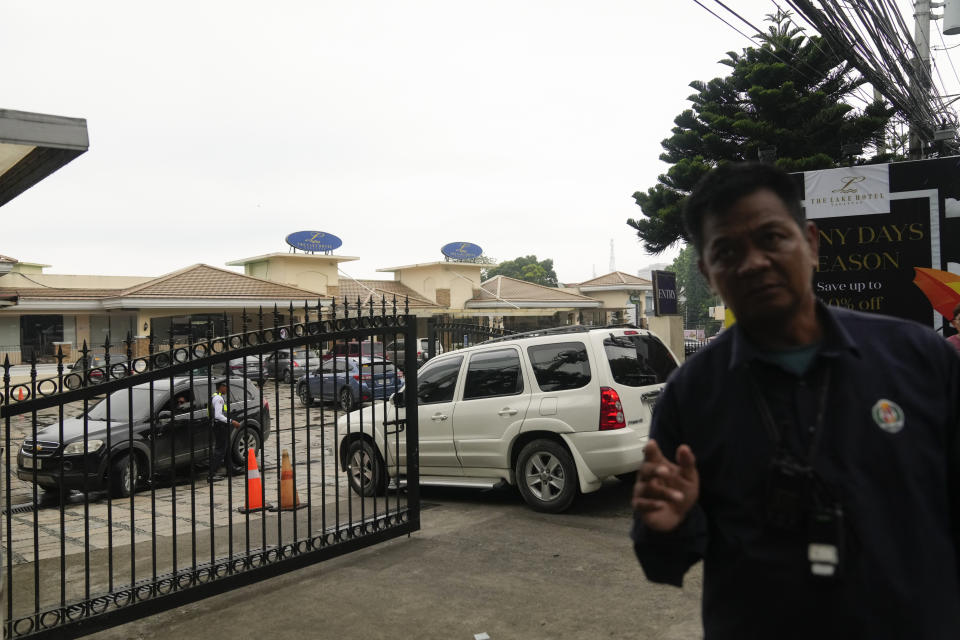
[745,363,832,463]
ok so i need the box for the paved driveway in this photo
[86,481,704,640]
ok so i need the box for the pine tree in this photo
[628,11,893,253]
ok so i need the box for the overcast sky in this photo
[3,1,949,285]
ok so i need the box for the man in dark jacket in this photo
[631,162,960,638]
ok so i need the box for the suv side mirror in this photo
[158,410,172,421]
[392,391,405,408]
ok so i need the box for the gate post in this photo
[426,317,437,360]
[1,441,4,638]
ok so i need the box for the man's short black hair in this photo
[683,162,805,256]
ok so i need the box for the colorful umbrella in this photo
[912,267,960,319]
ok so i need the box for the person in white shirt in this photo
[209,381,240,482]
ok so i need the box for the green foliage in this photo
[670,245,720,332]
[628,10,895,253]
[483,255,559,287]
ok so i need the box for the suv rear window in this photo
[527,342,591,392]
[603,334,677,387]
[361,361,396,375]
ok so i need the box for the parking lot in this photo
[3,373,706,639]
[2,379,409,629]
[3,380,376,562]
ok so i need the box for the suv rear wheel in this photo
[515,439,578,513]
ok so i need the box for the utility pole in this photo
[909,0,933,159]
[875,87,887,155]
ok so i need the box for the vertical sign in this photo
[652,270,678,316]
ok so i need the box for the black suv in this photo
[17,378,271,497]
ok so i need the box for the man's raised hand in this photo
[632,439,699,532]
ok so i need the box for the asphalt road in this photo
[85,480,705,640]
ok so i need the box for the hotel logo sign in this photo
[285,231,343,253]
[804,165,890,219]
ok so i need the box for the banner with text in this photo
[802,158,960,329]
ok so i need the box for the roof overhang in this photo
[577,284,652,293]
[0,109,89,207]
[2,299,104,311]
[102,297,334,310]
[377,260,487,273]
[225,253,360,266]
[465,300,601,309]
[0,297,334,312]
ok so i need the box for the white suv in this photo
[336,325,679,512]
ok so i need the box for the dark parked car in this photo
[383,337,443,371]
[17,378,271,497]
[323,341,385,362]
[262,349,315,382]
[225,356,269,382]
[296,356,402,411]
[68,353,129,381]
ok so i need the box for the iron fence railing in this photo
[426,320,513,362]
[0,298,420,639]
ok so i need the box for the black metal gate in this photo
[425,319,513,360]
[0,299,420,638]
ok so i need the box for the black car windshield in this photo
[87,388,168,422]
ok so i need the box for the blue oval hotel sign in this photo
[441,242,483,261]
[285,231,343,253]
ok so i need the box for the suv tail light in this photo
[599,387,625,430]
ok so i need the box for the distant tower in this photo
[609,239,615,273]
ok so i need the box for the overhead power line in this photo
[782,0,958,148]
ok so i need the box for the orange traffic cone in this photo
[271,449,307,511]
[237,448,272,513]
[16,387,24,401]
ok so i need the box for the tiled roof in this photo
[575,271,653,287]
[472,276,599,304]
[119,264,322,299]
[336,279,438,309]
[0,264,325,304]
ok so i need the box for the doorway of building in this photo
[20,314,64,362]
